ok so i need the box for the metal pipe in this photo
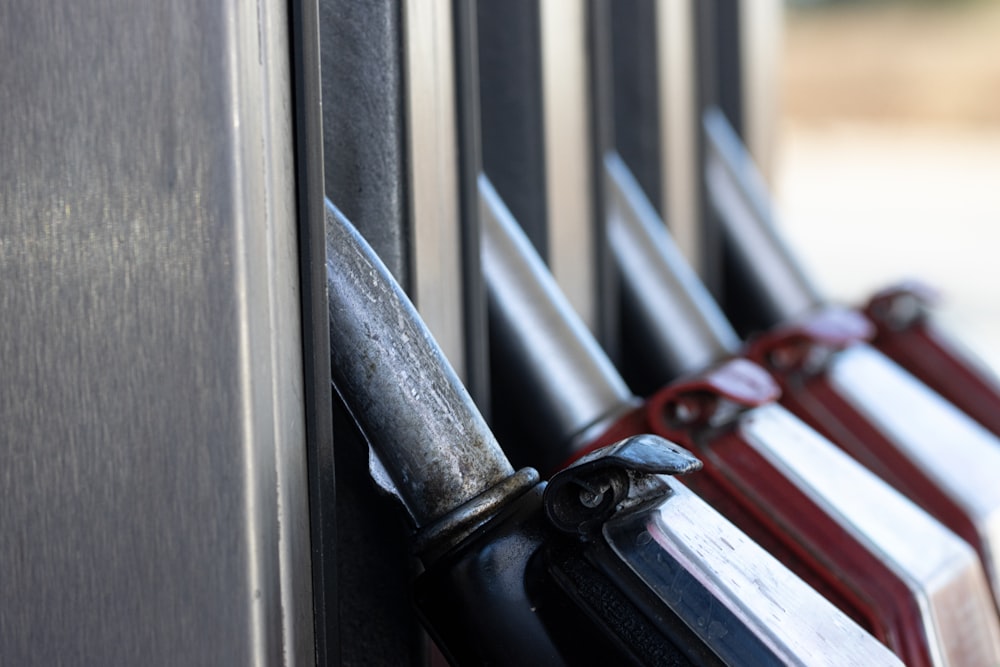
[703,106,823,325]
[325,200,513,528]
[606,152,741,382]
[480,175,635,466]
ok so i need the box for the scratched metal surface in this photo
[0,1,313,664]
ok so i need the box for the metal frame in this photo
[1,0,314,663]
[477,0,606,340]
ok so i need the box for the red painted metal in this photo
[563,358,937,667]
[744,307,993,592]
[865,282,1000,439]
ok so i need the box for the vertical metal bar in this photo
[738,0,783,182]
[694,0,726,296]
[586,0,622,357]
[656,0,702,274]
[290,0,337,662]
[540,0,600,334]
[712,0,745,138]
[477,0,548,257]
[403,0,466,378]
[477,0,606,339]
[320,2,475,661]
[0,0,313,663]
[321,0,410,287]
[453,0,492,412]
[318,4,421,664]
[610,0,663,216]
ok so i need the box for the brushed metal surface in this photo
[0,1,313,664]
[321,0,410,287]
[656,0,702,273]
[830,344,1000,608]
[539,0,598,333]
[742,404,1000,666]
[403,0,466,379]
[607,480,905,666]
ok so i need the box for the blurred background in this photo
[771,0,1000,369]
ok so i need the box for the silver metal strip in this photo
[829,344,1000,606]
[738,0,783,182]
[539,0,599,333]
[0,1,312,663]
[403,0,467,379]
[606,479,905,666]
[741,404,1000,666]
[655,0,702,273]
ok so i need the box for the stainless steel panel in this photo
[0,1,312,663]
[655,0,702,273]
[403,0,466,378]
[539,0,598,332]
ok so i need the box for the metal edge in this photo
[289,0,336,662]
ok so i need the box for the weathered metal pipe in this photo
[325,199,514,528]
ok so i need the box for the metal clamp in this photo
[865,281,938,332]
[748,307,874,376]
[543,435,702,538]
[645,358,780,431]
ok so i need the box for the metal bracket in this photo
[748,307,874,376]
[543,435,702,539]
[865,281,938,332]
[645,357,780,431]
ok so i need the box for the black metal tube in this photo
[606,152,741,383]
[481,176,635,467]
[703,107,823,326]
[325,200,513,528]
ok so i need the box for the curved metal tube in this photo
[703,107,823,324]
[480,175,635,464]
[606,152,741,381]
[325,200,513,528]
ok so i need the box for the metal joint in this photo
[543,435,702,539]
[865,282,938,332]
[748,307,874,376]
[645,358,780,432]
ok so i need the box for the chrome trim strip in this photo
[741,404,1000,666]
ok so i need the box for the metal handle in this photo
[606,151,741,382]
[480,175,635,468]
[702,107,823,326]
[325,199,515,529]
